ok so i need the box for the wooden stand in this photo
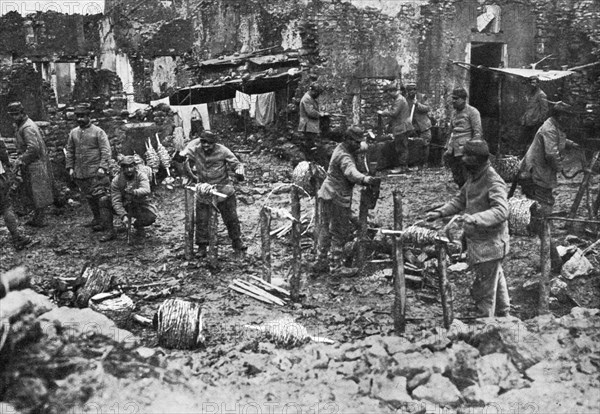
[392,190,406,334]
[290,187,302,302]
[313,197,322,255]
[539,218,551,314]
[184,187,195,260]
[567,151,599,230]
[260,207,272,283]
[355,187,370,268]
[436,242,454,328]
[208,195,219,268]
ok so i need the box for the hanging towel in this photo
[254,92,276,126]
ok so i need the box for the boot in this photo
[84,199,101,227]
[12,234,33,251]
[26,209,47,227]
[232,238,247,259]
[99,230,116,242]
[330,250,358,278]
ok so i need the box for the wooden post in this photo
[184,187,193,260]
[539,218,551,314]
[392,190,406,334]
[290,186,302,302]
[260,207,272,283]
[436,242,454,328]
[355,187,370,268]
[207,196,218,268]
[313,197,321,255]
[567,151,599,230]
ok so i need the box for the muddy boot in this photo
[232,239,247,259]
[311,257,329,275]
[26,209,47,228]
[84,200,101,228]
[99,230,116,242]
[196,245,208,258]
[330,251,358,278]
[12,234,33,251]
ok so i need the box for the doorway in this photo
[469,42,505,153]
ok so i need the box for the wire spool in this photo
[400,225,442,246]
[508,198,536,236]
[491,155,520,183]
[89,293,135,327]
[156,299,204,349]
[245,317,310,347]
[291,161,327,197]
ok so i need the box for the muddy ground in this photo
[1,138,599,413]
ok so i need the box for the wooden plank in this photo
[392,190,406,335]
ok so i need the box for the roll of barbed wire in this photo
[508,198,536,236]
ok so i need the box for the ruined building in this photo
[0,0,598,157]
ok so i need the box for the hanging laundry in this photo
[254,92,276,126]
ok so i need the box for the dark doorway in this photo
[470,42,504,153]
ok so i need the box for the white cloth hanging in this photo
[254,92,276,126]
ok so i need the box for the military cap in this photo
[7,102,24,114]
[464,140,489,157]
[345,125,364,141]
[74,104,91,115]
[452,88,468,100]
[309,83,324,94]
[200,130,217,143]
[120,155,137,167]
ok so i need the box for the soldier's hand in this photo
[197,183,213,195]
[234,165,245,181]
[364,176,381,186]
[121,215,130,226]
[68,168,74,178]
[97,168,106,178]
[425,211,442,222]
[462,214,477,225]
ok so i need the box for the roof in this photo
[168,71,302,105]
[488,67,575,82]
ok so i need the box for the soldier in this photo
[99,156,158,242]
[444,88,483,187]
[0,135,32,249]
[426,140,510,317]
[7,102,53,227]
[378,83,414,173]
[180,131,246,258]
[405,82,433,169]
[521,76,548,153]
[313,126,380,277]
[65,104,111,230]
[298,83,328,160]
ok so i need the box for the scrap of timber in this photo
[260,206,272,283]
[156,298,204,349]
[244,317,334,346]
[75,266,113,308]
[228,278,289,306]
[437,243,454,328]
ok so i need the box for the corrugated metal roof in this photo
[489,67,575,82]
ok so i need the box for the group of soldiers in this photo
[1,75,582,318]
[299,79,581,318]
[0,102,247,255]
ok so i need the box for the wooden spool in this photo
[157,299,204,349]
[75,267,113,308]
[508,198,536,236]
[491,155,520,183]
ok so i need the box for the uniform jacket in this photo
[382,94,414,136]
[0,138,8,175]
[181,139,242,195]
[110,170,156,219]
[15,117,53,208]
[298,92,321,133]
[407,97,432,134]
[65,124,111,179]
[522,88,548,127]
[318,142,368,208]
[520,117,575,189]
[447,104,482,156]
[436,162,509,264]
